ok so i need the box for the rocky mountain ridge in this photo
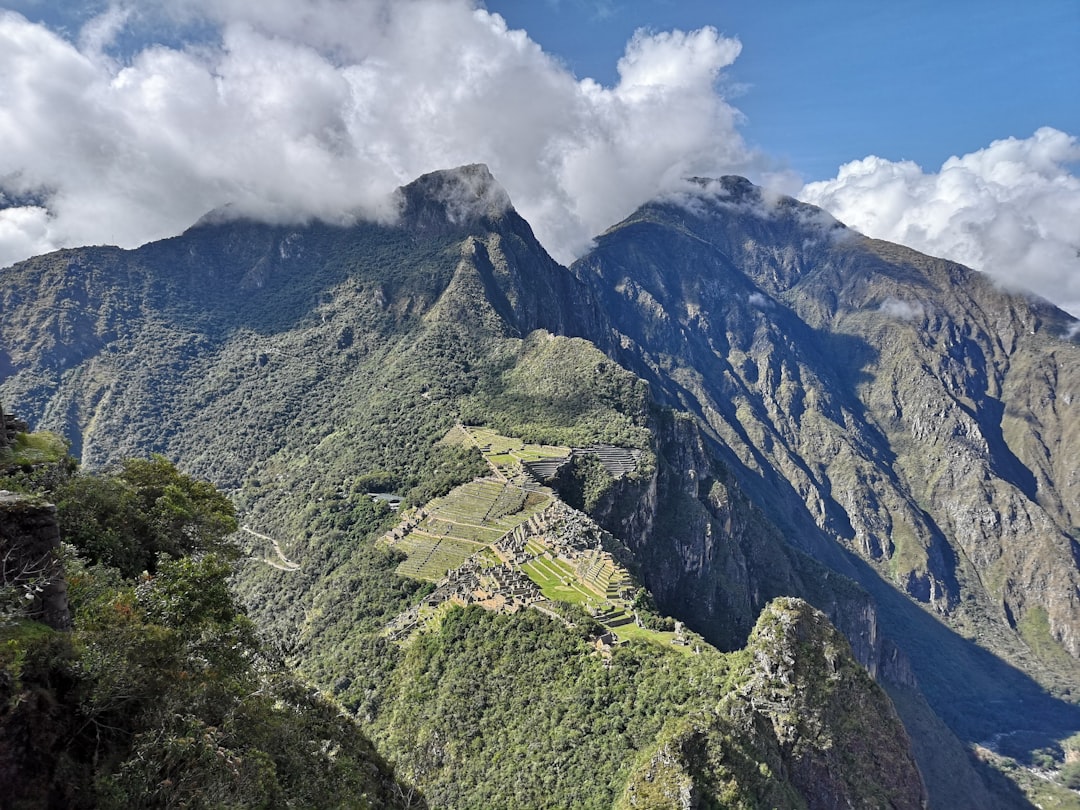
[2,165,1078,806]
[572,177,1080,675]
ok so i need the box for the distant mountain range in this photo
[2,163,1078,807]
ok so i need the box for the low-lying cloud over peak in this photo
[800,128,1080,317]
[0,1,769,267]
[1,2,1077,320]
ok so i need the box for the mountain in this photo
[571,177,1080,707]
[2,165,1078,806]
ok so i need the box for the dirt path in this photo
[241,525,301,571]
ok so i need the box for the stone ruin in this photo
[521,444,644,484]
[1,492,71,630]
[0,405,70,630]
[0,403,29,449]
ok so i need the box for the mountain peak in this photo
[397,163,513,231]
[686,174,759,198]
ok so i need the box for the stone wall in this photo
[0,404,29,448]
[0,492,70,630]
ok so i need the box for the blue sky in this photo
[1,0,1078,313]
[485,0,1079,181]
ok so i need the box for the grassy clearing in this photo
[514,446,570,462]
[443,425,570,466]
[614,623,690,652]
[0,431,69,467]
[521,558,596,607]
[1017,606,1078,674]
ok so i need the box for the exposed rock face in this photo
[740,598,927,810]
[0,492,70,630]
[0,405,28,448]
[396,164,513,232]
[592,410,894,679]
[572,179,1080,689]
[617,598,927,810]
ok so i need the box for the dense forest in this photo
[1,429,929,808]
[0,443,421,809]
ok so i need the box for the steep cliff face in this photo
[572,178,1080,692]
[590,410,893,681]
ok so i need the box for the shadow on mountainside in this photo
[136,219,463,338]
[841,546,1080,744]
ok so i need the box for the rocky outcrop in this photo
[617,598,927,810]
[739,598,927,809]
[0,405,28,448]
[0,492,70,630]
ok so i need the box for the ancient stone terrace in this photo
[381,475,551,581]
[381,427,682,651]
[576,444,643,479]
[522,444,643,483]
[521,457,569,480]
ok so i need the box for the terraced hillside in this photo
[381,426,561,580]
[382,428,684,650]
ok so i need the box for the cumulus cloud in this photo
[0,1,770,268]
[878,297,926,322]
[800,128,1080,317]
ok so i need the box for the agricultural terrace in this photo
[383,428,687,652]
[384,477,552,581]
[442,424,570,479]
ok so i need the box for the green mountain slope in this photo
[2,166,1077,806]
[1,452,424,809]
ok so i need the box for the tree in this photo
[57,455,238,576]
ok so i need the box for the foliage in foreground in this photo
[0,455,420,809]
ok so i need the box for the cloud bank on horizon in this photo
[801,127,1080,317]
[0,0,1077,316]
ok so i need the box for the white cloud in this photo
[800,128,1080,317]
[5,1,1077,326]
[878,297,926,322]
[0,2,768,267]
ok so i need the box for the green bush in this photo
[1061,761,1080,790]
[56,455,238,577]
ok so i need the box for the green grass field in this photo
[442,425,569,468]
[0,431,69,466]
[521,557,597,607]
